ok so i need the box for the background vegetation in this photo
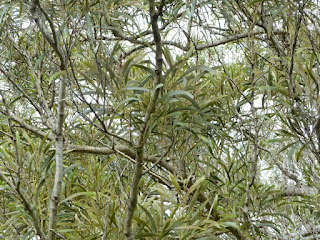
[0,0,320,239]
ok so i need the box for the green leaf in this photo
[222,221,239,229]
[49,70,67,82]
[186,176,205,196]
[156,83,164,89]
[34,53,45,70]
[86,13,94,45]
[199,96,227,110]
[171,65,222,90]
[138,204,157,233]
[60,192,96,204]
[296,144,306,162]
[266,138,291,143]
[160,90,201,109]
[170,174,181,194]
[0,4,10,24]
[212,194,219,220]
[259,86,289,96]
[248,0,265,6]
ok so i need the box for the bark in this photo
[283,185,318,196]
[29,1,67,239]
[124,0,163,238]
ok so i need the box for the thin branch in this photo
[0,67,43,116]
[0,97,46,240]
[120,30,286,58]
[0,170,46,239]
[113,147,171,188]
[68,62,132,145]
[301,225,320,237]
[143,142,173,175]
[30,0,65,67]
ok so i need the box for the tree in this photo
[0,0,320,239]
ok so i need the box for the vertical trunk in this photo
[123,0,164,238]
[47,136,63,240]
[29,2,67,238]
[48,75,67,240]
[124,149,144,239]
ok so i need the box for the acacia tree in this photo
[0,0,320,239]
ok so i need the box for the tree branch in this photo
[121,30,286,57]
[124,1,164,238]
[283,185,318,196]
[29,1,67,239]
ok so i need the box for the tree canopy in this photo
[1,0,320,239]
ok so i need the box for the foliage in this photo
[0,0,320,239]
